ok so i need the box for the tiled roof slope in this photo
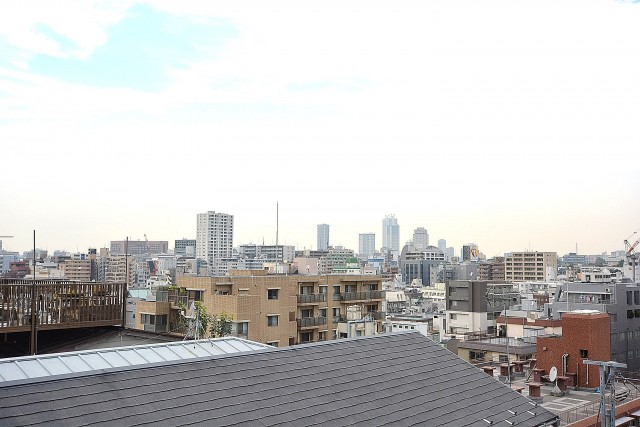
[0,331,559,427]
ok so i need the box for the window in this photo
[628,291,633,305]
[267,341,279,347]
[267,315,279,326]
[628,310,634,319]
[319,331,327,341]
[301,309,312,318]
[333,285,341,295]
[368,283,378,291]
[333,307,340,317]
[319,308,327,318]
[236,322,249,336]
[319,286,327,294]
[301,332,312,343]
[636,291,640,305]
[450,313,457,320]
[580,349,588,358]
[268,289,279,300]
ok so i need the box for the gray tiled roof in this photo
[0,331,558,427]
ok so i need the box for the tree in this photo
[210,311,234,338]
[194,301,211,339]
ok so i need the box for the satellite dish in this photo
[549,366,558,382]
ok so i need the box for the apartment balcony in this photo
[297,316,327,328]
[336,290,384,302]
[297,294,327,304]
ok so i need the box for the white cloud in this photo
[0,0,133,60]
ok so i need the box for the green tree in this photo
[210,311,234,338]
[194,301,211,339]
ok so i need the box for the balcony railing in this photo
[297,316,327,328]
[297,294,327,304]
[339,290,384,302]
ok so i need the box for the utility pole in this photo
[583,360,627,427]
[30,230,37,355]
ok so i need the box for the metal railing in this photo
[339,291,384,302]
[297,316,327,328]
[297,294,327,304]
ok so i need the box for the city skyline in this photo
[2,1,639,258]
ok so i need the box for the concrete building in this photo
[358,233,376,260]
[445,280,513,339]
[461,243,479,262]
[238,244,296,264]
[104,254,136,287]
[477,257,506,281]
[174,239,196,257]
[317,224,329,251]
[110,240,168,255]
[399,244,445,285]
[382,214,400,253]
[412,227,429,251]
[135,270,385,346]
[317,246,356,275]
[196,211,234,276]
[505,251,558,282]
[545,281,640,371]
[60,258,92,282]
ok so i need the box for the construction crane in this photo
[624,232,640,283]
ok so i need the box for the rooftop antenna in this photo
[275,202,279,273]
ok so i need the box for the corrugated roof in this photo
[0,337,269,384]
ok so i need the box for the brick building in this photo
[536,310,610,389]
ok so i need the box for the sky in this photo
[1,0,640,258]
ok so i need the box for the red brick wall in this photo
[537,312,610,388]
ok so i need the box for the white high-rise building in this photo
[358,233,376,260]
[382,214,400,253]
[317,224,330,251]
[412,227,429,251]
[196,211,234,276]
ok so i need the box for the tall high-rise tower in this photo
[358,233,376,260]
[412,227,429,251]
[382,214,400,253]
[196,211,234,276]
[317,224,330,251]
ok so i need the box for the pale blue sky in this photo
[1,0,639,257]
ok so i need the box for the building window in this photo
[268,289,279,300]
[301,332,312,343]
[628,291,633,305]
[236,322,249,336]
[319,286,327,294]
[450,313,457,320]
[580,349,588,358]
[319,308,327,318]
[628,310,634,319]
[319,331,327,341]
[301,309,312,318]
[333,285,341,295]
[268,315,279,327]
[267,341,279,347]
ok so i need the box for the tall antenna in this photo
[275,202,279,273]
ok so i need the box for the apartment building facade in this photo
[504,251,557,282]
[135,270,385,346]
[196,211,234,276]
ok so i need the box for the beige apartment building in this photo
[60,258,92,282]
[135,270,385,346]
[504,251,557,282]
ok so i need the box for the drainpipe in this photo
[562,353,569,376]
